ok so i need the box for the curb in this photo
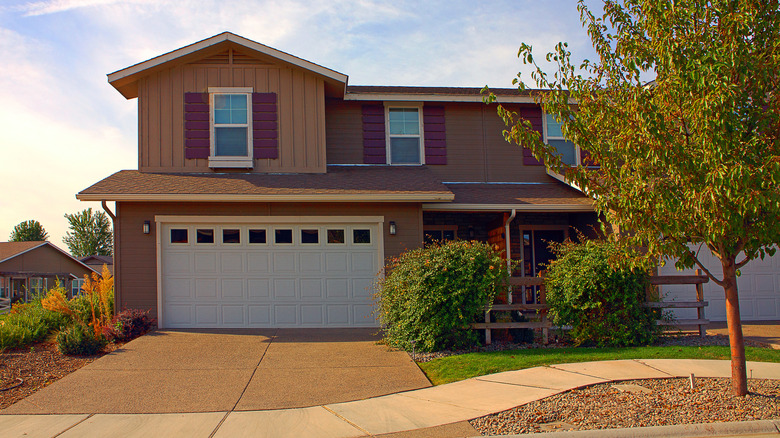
[485,419,780,438]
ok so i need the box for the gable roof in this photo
[79,255,113,265]
[0,241,45,263]
[0,241,99,273]
[76,167,454,203]
[108,32,348,99]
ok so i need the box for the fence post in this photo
[484,309,492,345]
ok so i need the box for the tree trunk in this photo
[721,257,748,396]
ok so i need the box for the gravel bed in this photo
[470,377,780,435]
[412,333,771,362]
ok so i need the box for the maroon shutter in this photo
[184,92,209,159]
[423,106,446,165]
[362,104,386,164]
[520,106,544,166]
[253,93,278,159]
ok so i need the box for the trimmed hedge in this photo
[376,240,509,352]
[545,239,660,347]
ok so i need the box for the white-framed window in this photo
[29,277,45,296]
[385,104,424,165]
[71,278,85,297]
[209,87,253,168]
[543,113,579,166]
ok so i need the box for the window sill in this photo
[208,157,254,169]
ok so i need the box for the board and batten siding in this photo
[115,201,423,319]
[137,63,327,173]
[324,100,550,183]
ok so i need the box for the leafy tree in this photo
[9,220,48,242]
[63,208,113,257]
[489,0,779,395]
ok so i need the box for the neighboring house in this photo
[79,255,114,276]
[0,241,97,302]
[77,32,600,329]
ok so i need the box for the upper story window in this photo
[386,106,423,165]
[209,87,253,168]
[543,113,579,166]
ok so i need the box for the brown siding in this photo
[325,101,552,183]
[325,99,364,164]
[138,58,327,173]
[116,201,422,318]
[0,245,93,279]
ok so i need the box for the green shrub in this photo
[56,323,107,356]
[376,240,509,352]
[0,298,70,351]
[544,239,660,347]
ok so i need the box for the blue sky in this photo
[0,0,600,250]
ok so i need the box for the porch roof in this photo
[422,182,594,212]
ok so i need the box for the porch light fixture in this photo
[389,221,397,235]
[143,220,151,234]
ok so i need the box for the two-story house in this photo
[78,32,597,329]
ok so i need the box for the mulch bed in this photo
[0,340,122,410]
[470,377,780,435]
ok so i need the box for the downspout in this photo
[101,201,118,315]
[504,208,517,304]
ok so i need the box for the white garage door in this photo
[158,218,382,328]
[658,246,780,321]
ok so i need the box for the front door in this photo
[519,228,567,304]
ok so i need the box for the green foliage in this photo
[544,239,659,347]
[0,297,69,351]
[376,240,509,352]
[56,323,107,356]
[64,208,113,257]
[489,0,780,276]
[9,219,48,242]
[487,0,780,393]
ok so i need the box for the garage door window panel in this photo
[275,229,293,244]
[249,229,267,244]
[197,229,215,244]
[327,229,345,244]
[222,229,241,244]
[353,229,371,244]
[301,229,319,244]
[170,229,189,244]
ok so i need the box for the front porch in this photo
[422,210,599,304]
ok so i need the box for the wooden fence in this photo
[646,270,709,336]
[473,272,710,345]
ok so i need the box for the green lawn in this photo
[418,346,780,385]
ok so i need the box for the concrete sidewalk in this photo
[3,359,779,438]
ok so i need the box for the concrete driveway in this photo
[2,329,431,415]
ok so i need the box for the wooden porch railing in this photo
[645,270,709,337]
[472,272,711,345]
[472,277,551,345]
[0,297,10,315]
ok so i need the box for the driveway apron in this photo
[1,328,430,415]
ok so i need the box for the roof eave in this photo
[77,193,455,203]
[421,203,594,212]
[344,92,536,104]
